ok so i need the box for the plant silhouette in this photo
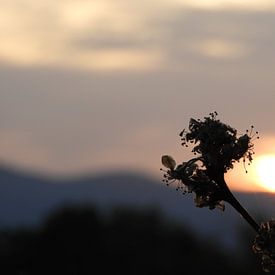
[161,112,275,272]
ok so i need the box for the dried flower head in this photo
[161,156,225,210]
[253,220,275,272]
[180,112,257,174]
[161,112,259,211]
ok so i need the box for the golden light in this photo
[254,155,275,192]
[226,136,275,193]
[191,39,245,59]
[173,0,275,10]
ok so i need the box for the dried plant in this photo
[161,112,275,272]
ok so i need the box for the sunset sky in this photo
[1,0,275,192]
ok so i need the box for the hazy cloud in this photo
[171,0,275,10]
[1,0,275,71]
[190,39,246,59]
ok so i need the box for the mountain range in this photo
[0,166,274,250]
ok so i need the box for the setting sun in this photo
[255,155,275,192]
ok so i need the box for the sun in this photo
[255,155,275,192]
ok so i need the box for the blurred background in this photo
[0,0,275,273]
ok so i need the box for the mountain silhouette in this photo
[0,166,273,249]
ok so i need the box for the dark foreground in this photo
[0,204,265,275]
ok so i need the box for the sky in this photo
[1,0,275,191]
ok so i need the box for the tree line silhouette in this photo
[0,204,264,274]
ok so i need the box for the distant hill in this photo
[0,166,274,249]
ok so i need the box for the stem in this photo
[223,185,260,233]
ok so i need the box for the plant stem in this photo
[223,185,260,233]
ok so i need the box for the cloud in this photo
[59,49,164,71]
[0,0,166,71]
[171,0,275,10]
[190,39,246,59]
[0,0,275,71]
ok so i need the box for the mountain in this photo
[0,166,273,249]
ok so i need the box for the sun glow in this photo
[254,155,275,192]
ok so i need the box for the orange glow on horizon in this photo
[226,136,275,193]
[254,155,275,192]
